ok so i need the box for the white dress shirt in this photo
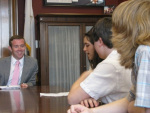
[7,56,24,86]
[80,50,132,103]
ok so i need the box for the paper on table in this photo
[72,0,78,2]
[40,92,69,97]
[0,85,20,90]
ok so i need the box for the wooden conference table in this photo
[0,86,70,113]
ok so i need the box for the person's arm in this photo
[68,70,99,107]
[69,70,92,91]
[26,61,38,86]
[128,100,150,113]
[68,98,129,113]
[68,70,92,105]
[146,108,150,113]
[22,58,38,87]
[91,98,129,113]
[68,62,118,105]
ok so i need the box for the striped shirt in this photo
[127,45,150,108]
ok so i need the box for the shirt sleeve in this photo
[80,62,117,100]
[126,85,136,102]
[135,47,150,108]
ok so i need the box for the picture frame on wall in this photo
[43,0,105,7]
[104,5,115,14]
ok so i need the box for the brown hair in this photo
[111,0,150,69]
[84,28,103,69]
[9,35,25,47]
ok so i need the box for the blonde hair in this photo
[112,0,150,69]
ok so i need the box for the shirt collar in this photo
[11,55,24,66]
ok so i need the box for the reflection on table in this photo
[0,86,69,113]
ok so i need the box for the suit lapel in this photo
[5,57,11,84]
[21,56,28,83]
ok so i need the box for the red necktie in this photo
[11,61,20,85]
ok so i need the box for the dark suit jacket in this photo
[0,55,38,86]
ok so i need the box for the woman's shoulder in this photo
[136,45,150,53]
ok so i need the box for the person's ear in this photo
[98,37,104,46]
[8,46,12,52]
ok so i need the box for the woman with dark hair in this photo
[68,28,103,107]
[83,28,103,70]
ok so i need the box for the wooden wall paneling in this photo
[39,22,49,85]
[79,24,85,73]
[17,0,125,41]
[80,23,94,72]
[17,0,24,36]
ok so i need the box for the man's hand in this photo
[67,104,93,113]
[80,98,99,108]
[21,83,28,88]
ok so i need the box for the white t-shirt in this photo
[80,50,132,104]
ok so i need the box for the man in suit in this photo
[0,35,38,88]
